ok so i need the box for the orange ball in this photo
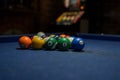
[19,36,32,49]
[60,34,66,38]
[65,35,70,38]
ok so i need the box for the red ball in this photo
[19,36,32,49]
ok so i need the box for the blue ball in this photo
[72,37,85,51]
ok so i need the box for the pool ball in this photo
[67,36,74,43]
[67,36,75,48]
[44,37,57,50]
[32,36,45,49]
[53,35,59,40]
[31,35,40,40]
[72,37,85,51]
[19,36,32,49]
[59,34,66,38]
[49,34,55,38]
[44,36,50,42]
[65,34,70,38]
[57,37,71,51]
[37,32,46,38]
[49,34,60,40]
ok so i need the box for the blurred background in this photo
[0,0,120,35]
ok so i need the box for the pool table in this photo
[0,33,120,80]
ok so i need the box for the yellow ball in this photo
[49,34,55,37]
[32,36,45,49]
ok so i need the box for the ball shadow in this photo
[72,49,85,52]
[16,48,29,50]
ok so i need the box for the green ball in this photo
[57,37,71,51]
[44,37,57,50]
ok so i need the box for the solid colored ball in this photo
[44,37,57,50]
[67,36,75,48]
[19,36,32,49]
[67,36,74,43]
[57,37,71,51]
[72,37,85,51]
[59,34,66,38]
[32,36,45,49]
[49,34,60,40]
[65,34,70,38]
[49,34,55,38]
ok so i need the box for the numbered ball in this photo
[53,35,59,40]
[72,37,85,51]
[19,36,32,49]
[49,34,55,38]
[32,36,45,49]
[57,37,71,51]
[44,36,50,42]
[37,32,46,38]
[67,36,75,48]
[59,34,66,38]
[44,37,57,50]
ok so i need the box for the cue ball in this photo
[19,36,32,49]
[72,37,85,51]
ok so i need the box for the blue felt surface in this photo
[77,33,120,41]
[0,39,120,80]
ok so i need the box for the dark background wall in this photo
[39,0,65,32]
[0,0,120,35]
[103,0,120,34]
